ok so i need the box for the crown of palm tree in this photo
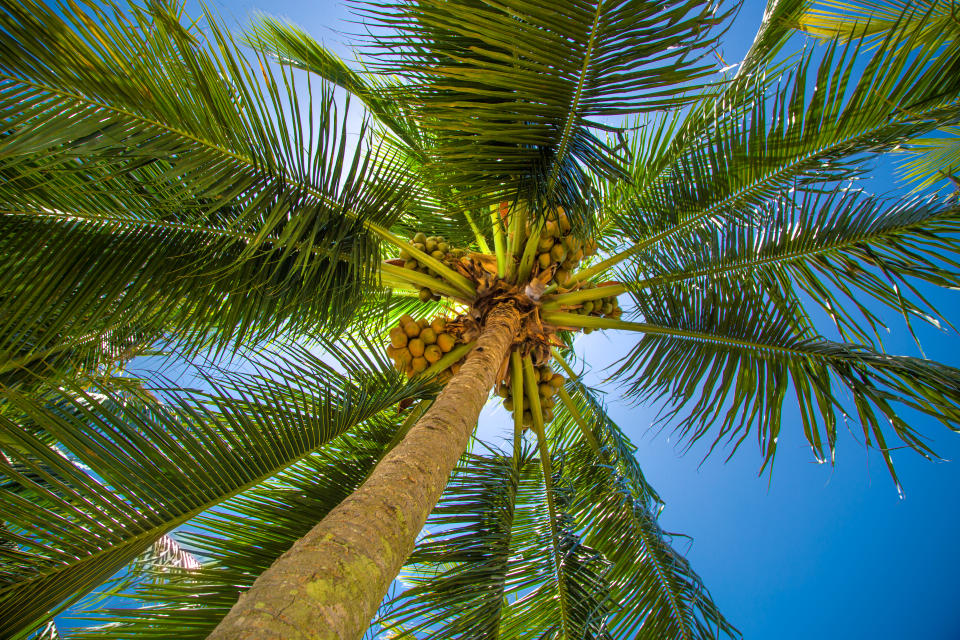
[2,0,960,638]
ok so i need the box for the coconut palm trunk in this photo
[207,303,522,640]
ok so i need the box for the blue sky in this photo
[179,0,960,637]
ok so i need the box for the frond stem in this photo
[522,354,570,636]
[541,283,628,310]
[379,263,472,301]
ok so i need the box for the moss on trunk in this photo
[207,303,522,640]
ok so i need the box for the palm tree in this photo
[2,0,960,638]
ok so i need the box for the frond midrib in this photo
[633,205,960,290]
[545,1,604,195]
[0,403,394,606]
[1,72,388,236]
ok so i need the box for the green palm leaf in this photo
[605,19,960,273]
[898,126,960,189]
[0,342,421,639]
[547,374,736,639]
[0,0,412,361]
[495,446,615,639]
[354,0,734,214]
[797,0,960,46]
[612,284,960,490]
[628,188,960,344]
[68,411,412,639]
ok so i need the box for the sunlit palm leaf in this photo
[0,0,411,362]
[244,15,425,157]
[898,126,960,190]
[0,343,420,639]
[496,445,615,639]
[628,188,960,344]
[797,0,960,46]
[615,284,960,490]
[245,16,499,248]
[611,18,960,256]
[355,0,734,217]
[68,411,411,639]
[547,376,737,639]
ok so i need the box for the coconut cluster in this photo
[530,208,599,288]
[496,364,564,427]
[386,314,464,381]
[569,284,624,334]
[398,233,468,301]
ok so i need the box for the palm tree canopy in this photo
[2,0,960,638]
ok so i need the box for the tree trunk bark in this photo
[207,303,522,640]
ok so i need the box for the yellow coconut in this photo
[408,338,425,357]
[437,333,456,353]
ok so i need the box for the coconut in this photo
[539,382,555,398]
[413,232,427,244]
[549,373,564,388]
[504,398,514,411]
[418,288,433,302]
[417,317,429,328]
[396,348,412,365]
[408,338,425,357]
[403,321,421,338]
[404,259,419,270]
[437,333,456,353]
[431,317,446,333]
[420,328,437,345]
[538,237,554,252]
[389,327,408,347]
[555,269,570,285]
[411,356,428,373]
[424,345,443,363]
[550,244,567,262]
[538,252,552,269]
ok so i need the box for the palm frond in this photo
[610,17,960,259]
[244,15,425,156]
[737,0,811,75]
[69,411,411,639]
[614,284,960,490]
[546,375,737,639]
[374,446,526,639]
[0,342,421,639]
[0,0,412,360]
[496,445,615,639]
[628,188,960,345]
[797,0,960,46]
[898,126,960,190]
[355,0,734,219]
